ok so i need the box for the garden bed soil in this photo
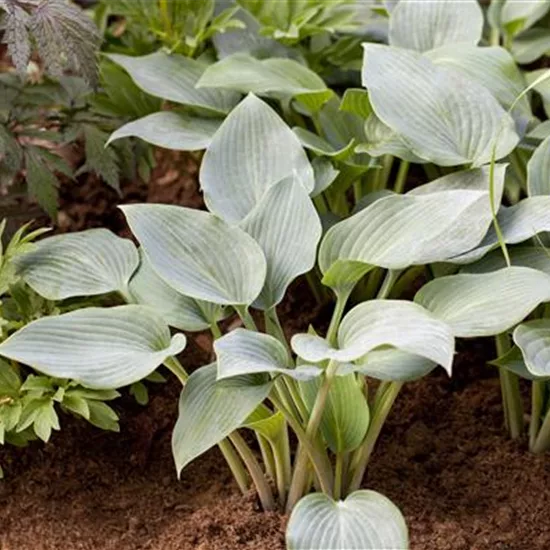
[2,159,550,549]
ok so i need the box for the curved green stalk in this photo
[347,381,403,494]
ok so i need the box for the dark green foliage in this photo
[1,0,101,86]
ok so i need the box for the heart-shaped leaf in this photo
[215,328,321,381]
[389,0,483,52]
[172,364,272,475]
[197,53,334,111]
[426,45,530,116]
[415,267,550,337]
[0,306,186,389]
[121,204,267,306]
[106,112,222,151]
[514,320,550,377]
[319,166,506,292]
[286,490,408,550]
[15,229,139,300]
[528,135,550,196]
[300,373,370,453]
[292,300,454,373]
[128,251,227,332]
[200,94,314,223]
[362,44,518,166]
[240,176,322,310]
[106,52,240,114]
[451,196,550,264]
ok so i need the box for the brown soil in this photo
[2,155,550,549]
[1,337,549,550]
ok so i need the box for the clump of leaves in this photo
[98,0,244,57]
[1,0,101,86]
[0,60,157,218]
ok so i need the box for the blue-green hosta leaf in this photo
[293,127,355,161]
[514,320,550,377]
[15,229,139,300]
[358,114,426,163]
[527,135,550,196]
[389,0,483,52]
[240,177,322,310]
[292,300,454,373]
[319,166,507,290]
[426,45,531,116]
[172,364,272,475]
[287,490,408,550]
[511,28,550,64]
[0,306,186,389]
[312,157,340,197]
[362,44,519,167]
[106,112,222,151]
[106,52,240,114]
[300,373,370,453]
[121,204,266,306]
[355,349,437,382]
[128,251,228,332]
[461,247,550,277]
[197,53,333,111]
[200,94,314,223]
[415,267,550,337]
[215,328,321,381]
[490,346,542,381]
[451,197,550,264]
[501,0,550,36]
[528,120,550,141]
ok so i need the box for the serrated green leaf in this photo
[0,358,21,398]
[87,400,119,431]
[172,363,272,475]
[121,204,266,306]
[286,490,408,550]
[82,124,121,194]
[0,305,187,389]
[15,228,139,301]
[24,148,59,218]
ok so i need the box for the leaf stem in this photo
[333,452,345,500]
[346,381,403,494]
[285,361,338,512]
[163,356,188,385]
[229,431,276,511]
[235,306,258,331]
[530,380,546,450]
[496,333,523,439]
[393,160,410,194]
[218,439,249,494]
[326,289,351,346]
